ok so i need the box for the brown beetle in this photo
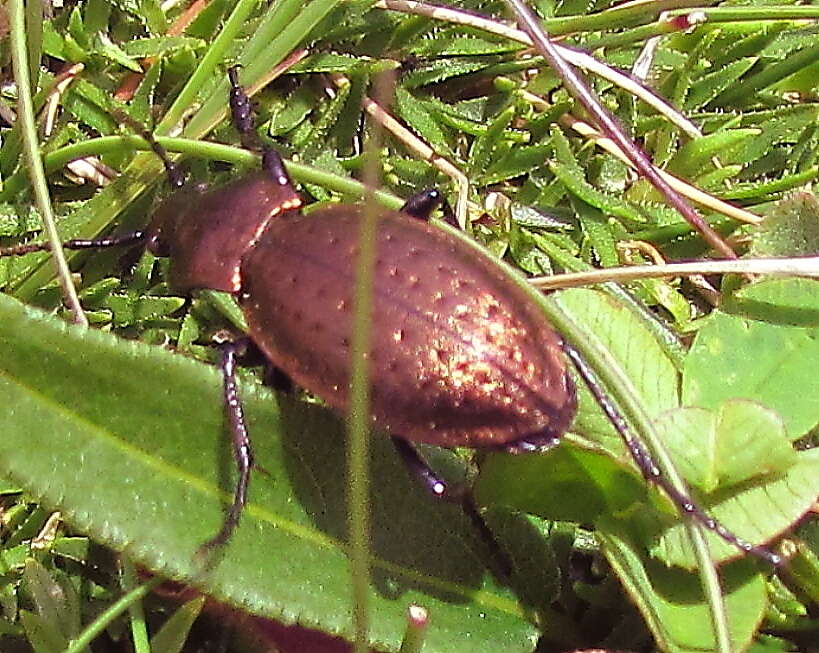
[1,68,782,567]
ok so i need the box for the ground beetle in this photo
[2,67,783,567]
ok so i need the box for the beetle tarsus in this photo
[561,341,784,567]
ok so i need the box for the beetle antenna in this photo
[0,113,187,259]
[561,342,783,566]
[227,65,259,151]
[0,230,146,257]
[111,109,184,190]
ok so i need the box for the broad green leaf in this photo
[556,288,680,452]
[750,191,819,257]
[655,401,796,494]
[658,448,819,568]
[475,445,648,527]
[0,294,537,653]
[683,278,819,439]
[602,530,767,653]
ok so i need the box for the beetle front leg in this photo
[200,339,255,554]
[400,189,446,221]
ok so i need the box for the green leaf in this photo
[550,129,647,224]
[121,36,205,58]
[19,611,65,653]
[289,52,367,74]
[22,559,79,643]
[395,86,455,160]
[0,294,537,653]
[666,129,761,179]
[602,531,767,653]
[750,191,819,257]
[655,401,796,494]
[685,58,758,110]
[407,35,518,57]
[475,444,648,527]
[92,32,142,72]
[658,448,819,567]
[480,144,551,186]
[556,288,680,450]
[467,105,516,177]
[683,278,819,439]
[150,596,206,653]
[571,197,619,268]
[402,60,489,89]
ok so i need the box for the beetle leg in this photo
[200,339,256,553]
[391,437,512,578]
[227,66,297,194]
[561,342,783,566]
[503,430,563,454]
[391,437,449,497]
[400,189,444,221]
[0,231,147,257]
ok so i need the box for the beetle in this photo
[1,67,782,568]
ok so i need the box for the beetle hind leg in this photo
[561,341,783,566]
[391,437,513,578]
[391,437,450,498]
